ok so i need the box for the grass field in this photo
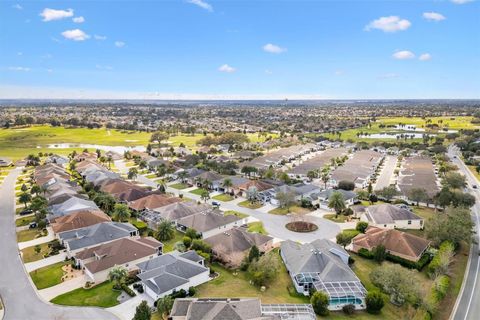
[15,215,36,227]
[238,200,263,209]
[319,116,478,143]
[190,188,208,196]
[268,205,311,215]
[21,242,53,263]
[50,281,120,308]
[223,210,248,219]
[247,222,267,235]
[166,132,278,148]
[212,194,234,202]
[323,214,348,223]
[170,182,189,190]
[162,230,185,253]
[30,261,69,289]
[17,228,46,242]
[0,125,151,160]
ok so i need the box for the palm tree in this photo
[19,192,32,208]
[178,171,187,183]
[328,191,346,218]
[94,193,116,214]
[200,189,210,203]
[128,167,138,180]
[108,266,128,289]
[222,178,233,194]
[321,172,330,189]
[106,155,113,169]
[30,184,41,196]
[156,220,175,241]
[113,203,131,222]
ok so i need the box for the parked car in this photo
[28,222,38,229]
[211,201,220,207]
[473,185,478,189]
[19,209,33,216]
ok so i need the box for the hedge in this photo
[121,283,136,297]
[357,248,430,270]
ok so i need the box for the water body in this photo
[359,133,436,139]
[394,124,457,133]
[39,144,146,153]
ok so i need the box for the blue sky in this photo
[1,0,479,99]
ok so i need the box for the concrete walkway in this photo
[0,168,119,320]
[18,227,55,250]
[38,276,85,302]
[25,252,67,272]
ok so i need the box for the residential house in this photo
[137,250,210,300]
[139,202,211,229]
[351,226,431,262]
[170,298,316,320]
[316,188,357,210]
[204,226,273,268]
[50,209,111,234]
[74,237,162,283]
[269,183,320,206]
[58,222,138,257]
[176,209,246,239]
[128,194,181,212]
[211,176,249,194]
[48,197,100,220]
[360,203,424,229]
[280,239,366,310]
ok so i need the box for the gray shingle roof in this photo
[365,203,422,224]
[49,197,99,218]
[176,210,242,233]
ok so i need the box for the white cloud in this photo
[392,50,415,60]
[419,53,432,61]
[96,64,113,70]
[451,0,473,4]
[265,69,273,75]
[218,64,236,73]
[73,16,85,23]
[46,69,53,73]
[423,12,446,21]
[334,70,344,76]
[263,43,287,54]
[12,4,22,10]
[40,8,74,22]
[61,29,90,41]
[365,16,411,32]
[187,0,213,12]
[115,41,125,48]
[8,66,30,72]
[94,35,107,40]
[378,73,400,79]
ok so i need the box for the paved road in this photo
[374,155,397,191]
[115,160,341,242]
[0,168,119,320]
[448,146,480,320]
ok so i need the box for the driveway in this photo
[0,168,118,320]
[25,252,67,273]
[374,155,397,191]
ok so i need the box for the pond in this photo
[359,133,436,139]
[38,144,146,153]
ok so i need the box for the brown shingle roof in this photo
[238,180,273,192]
[128,194,181,211]
[76,237,161,273]
[204,227,272,256]
[50,210,111,233]
[352,226,430,261]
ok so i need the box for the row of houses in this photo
[330,150,384,189]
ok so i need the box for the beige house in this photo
[360,203,424,230]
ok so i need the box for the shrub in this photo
[358,248,373,259]
[433,275,450,300]
[188,286,196,296]
[342,304,355,315]
[310,291,329,316]
[338,180,355,191]
[372,245,386,263]
[366,291,385,314]
[356,221,369,233]
[185,228,200,239]
[183,236,192,248]
[121,283,136,297]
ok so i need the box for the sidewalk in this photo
[18,227,55,250]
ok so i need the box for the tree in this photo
[248,245,260,262]
[19,192,32,208]
[30,184,41,196]
[425,206,474,246]
[241,166,257,177]
[150,131,169,144]
[30,196,47,212]
[366,291,385,314]
[156,296,174,319]
[370,264,420,305]
[113,203,131,222]
[200,189,210,202]
[434,187,453,210]
[307,170,317,182]
[328,191,346,218]
[132,300,151,320]
[246,186,259,204]
[276,190,296,210]
[407,188,428,206]
[128,167,138,180]
[93,193,116,214]
[377,186,399,201]
[34,245,41,254]
[108,266,128,289]
[321,172,330,189]
[185,228,199,239]
[21,183,28,193]
[222,178,232,193]
[310,291,329,316]
[356,221,369,233]
[372,245,386,263]
[338,180,355,191]
[427,241,455,279]
[156,220,175,241]
[248,253,280,287]
[451,190,476,208]
[182,236,192,248]
[443,172,466,189]
[336,231,354,248]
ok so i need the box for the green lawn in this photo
[21,242,52,263]
[50,281,120,308]
[190,188,208,196]
[170,183,189,190]
[15,215,36,227]
[323,214,348,223]
[212,193,234,202]
[223,210,248,219]
[17,228,47,242]
[129,217,148,230]
[247,222,267,235]
[196,252,309,304]
[238,200,263,209]
[30,261,69,289]
[268,206,311,215]
[0,125,151,160]
[163,230,185,253]
[412,206,436,220]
